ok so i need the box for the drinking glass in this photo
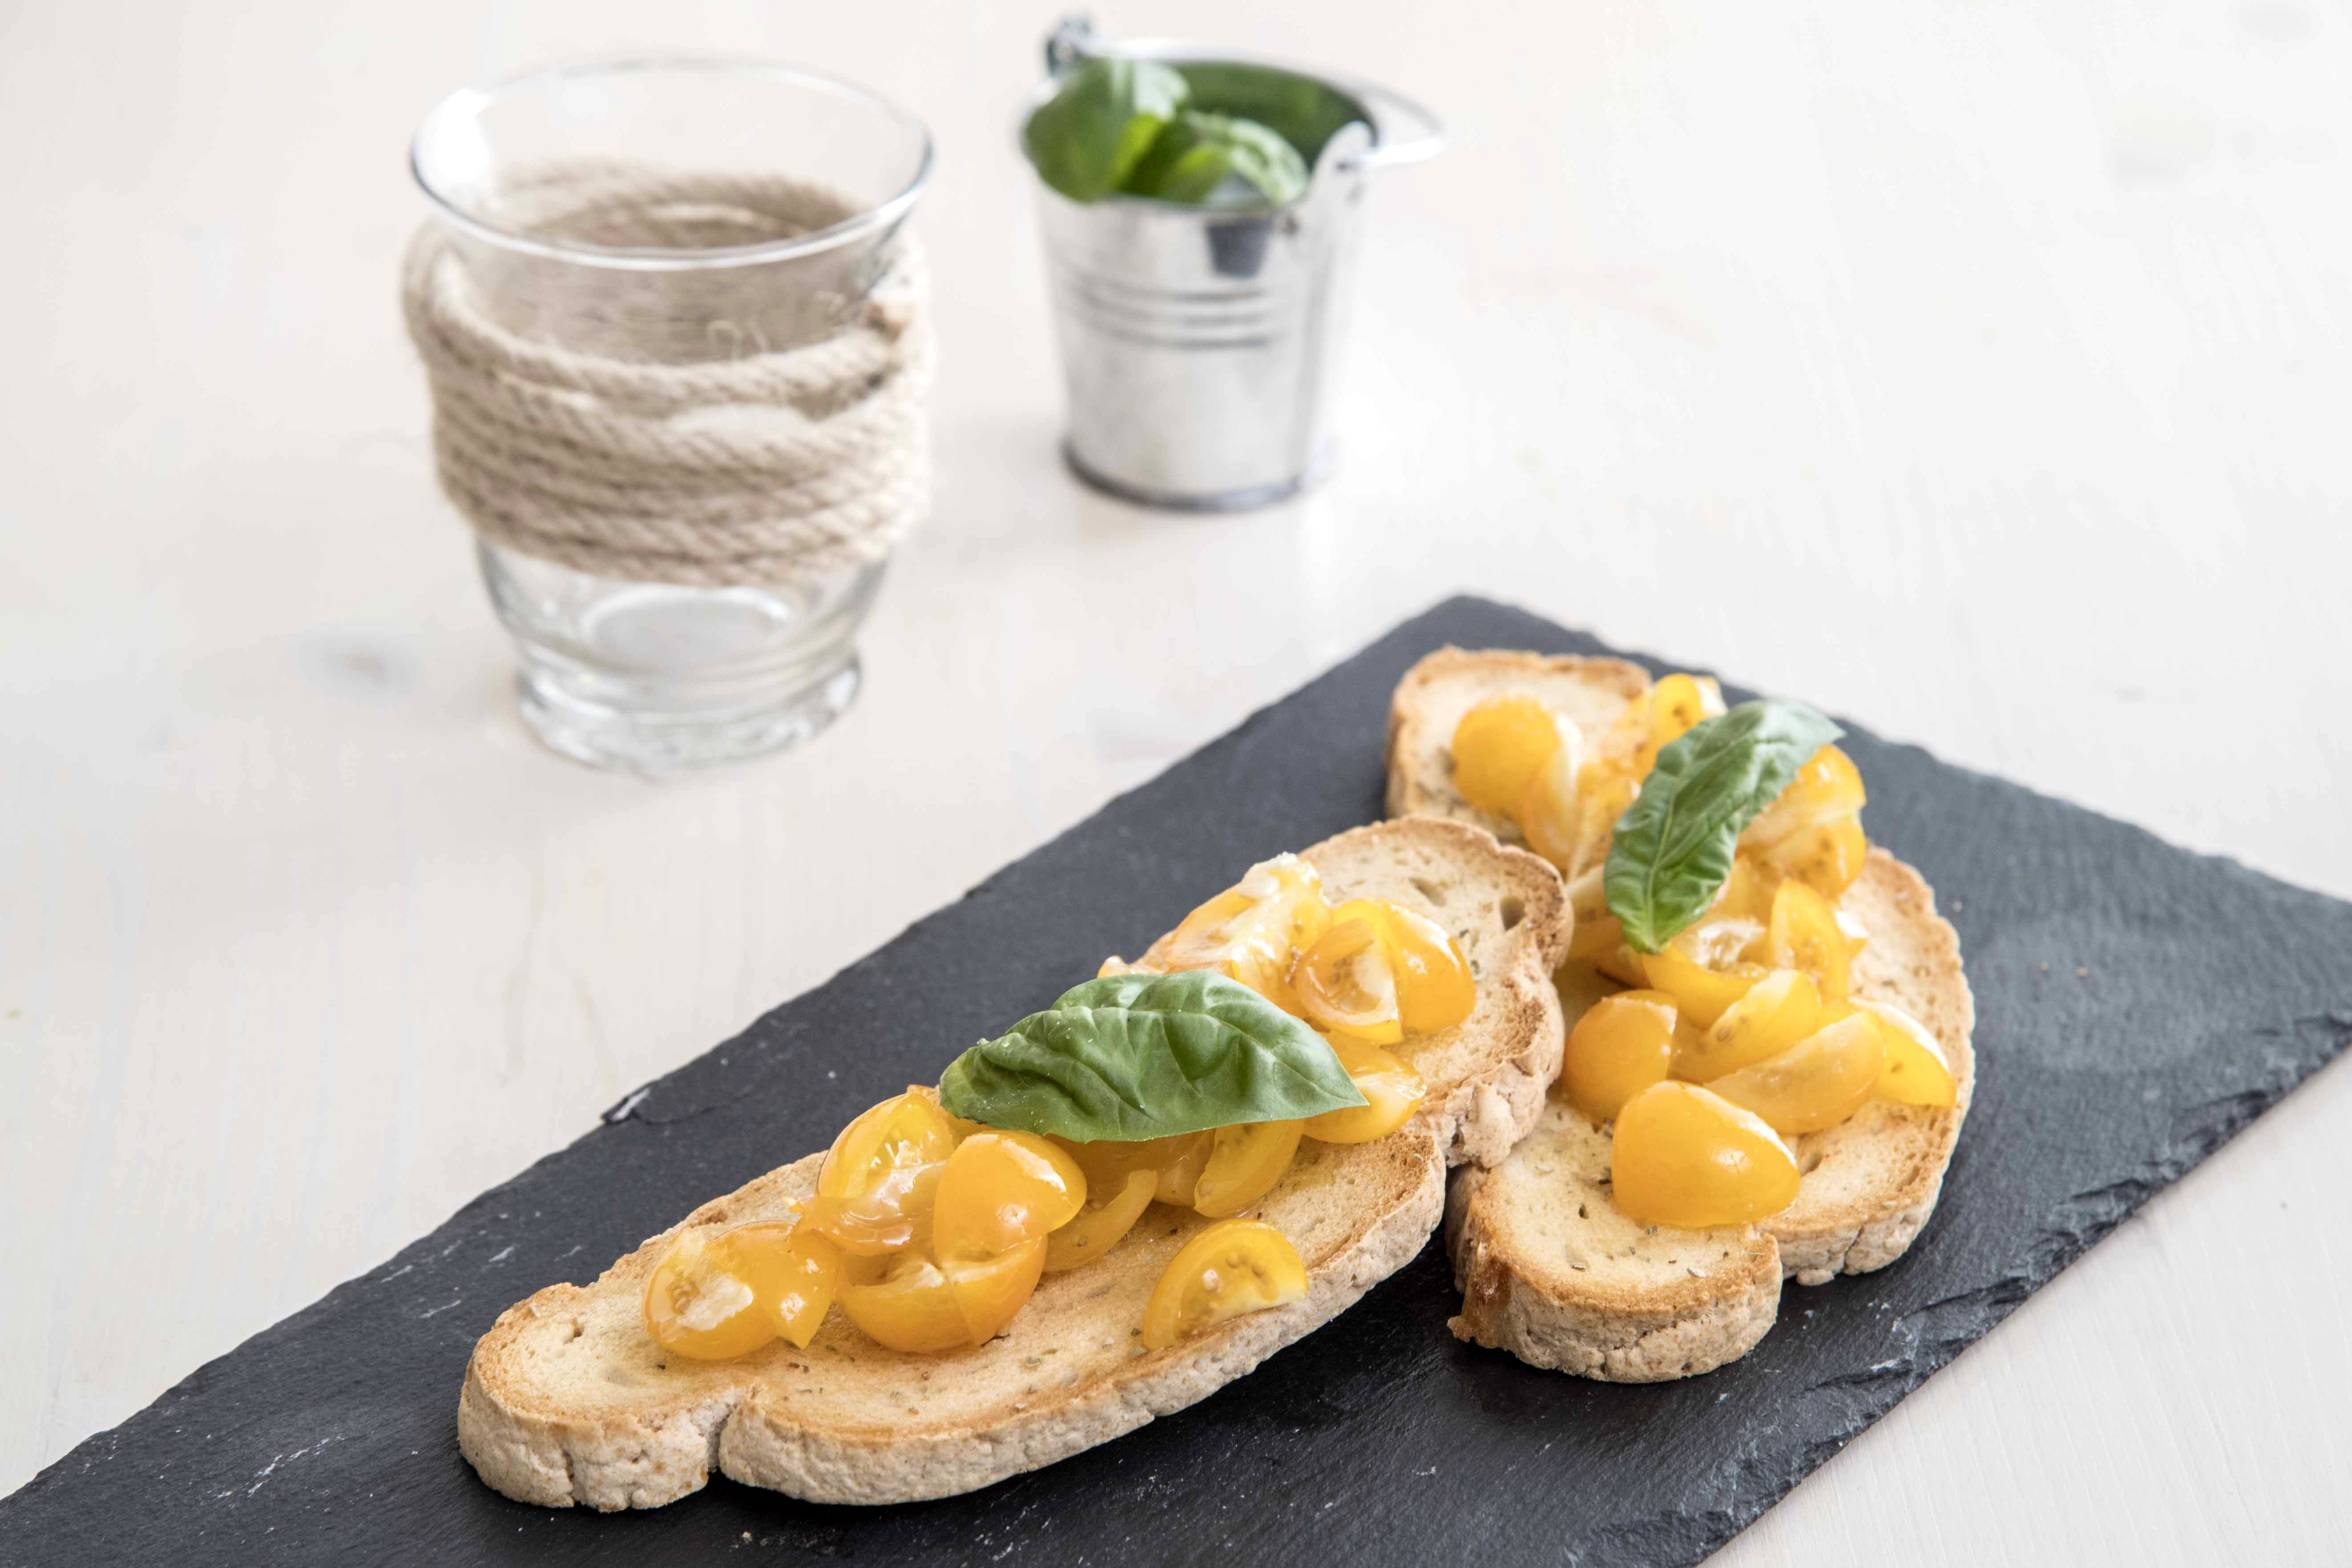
[410,59,932,774]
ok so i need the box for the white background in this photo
[4,0,2348,1560]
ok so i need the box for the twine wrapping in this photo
[401,165,932,588]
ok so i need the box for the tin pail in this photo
[1023,18,1443,510]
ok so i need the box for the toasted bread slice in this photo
[460,1125,1442,1509]
[1388,651,1976,1379]
[1445,850,1976,1380]
[460,820,1563,1508]
[1107,818,1573,1169]
[1384,646,1650,841]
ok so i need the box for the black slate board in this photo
[9,596,2351,1568]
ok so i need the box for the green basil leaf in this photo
[1605,699,1845,954]
[1022,57,1191,203]
[1122,112,1311,206]
[937,970,1365,1141]
[1172,61,1368,166]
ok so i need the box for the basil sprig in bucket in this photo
[1605,700,1845,954]
[940,970,1364,1141]
[1023,57,1314,207]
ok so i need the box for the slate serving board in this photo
[9,596,2350,1568]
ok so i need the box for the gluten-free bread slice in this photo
[460,819,1565,1508]
[1107,818,1573,1169]
[1387,650,1976,1379]
[1445,850,1976,1380]
[461,1125,1442,1509]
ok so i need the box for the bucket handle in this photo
[1041,13,1444,173]
[1343,80,1444,172]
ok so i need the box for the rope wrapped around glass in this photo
[406,59,933,775]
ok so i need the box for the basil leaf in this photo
[1122,112,1310,206]
[937,970,1365,1141]
[1173,61,1368,166]
[1605,699,1845,954]
[1022,57,1190,203]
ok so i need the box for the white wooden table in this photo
[5,0,2347,1559]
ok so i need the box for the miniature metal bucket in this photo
[1024,24,1442,510]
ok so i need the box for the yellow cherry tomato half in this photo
[1303,1039,1428,1144]
[1044,1170,1158,1273]
[1378,902,1476,1035]
[835,1239,1048,1353]
[1151,1131,1214,1207]
[1855,1000,1960,1108]
[1292,914,1402,1044]
[643,1224,803,1362]
[1192,1119,1305,1218]
[1743,744,1866,849]
[1561,991,1681,1123]
[1639,946,1768,1031]
[798,1161,944,1257]
[1702,1013,1884,1135]
[1756,812,1868,900]
[1451,694,1564,818]
[1635,673,1726,774]
[1675,968,1824,1082]
[768,1221,843,1348]
[1140,1219,1309,1350]
[1766,877,1853,1001]
[1610,1082,1802,1229]
[1517,743,1582,874]
[818,1090,960,1201]
[1158,855,1332,1012]
[932,1130,1087,1258]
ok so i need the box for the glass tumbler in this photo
[409,59,932,775]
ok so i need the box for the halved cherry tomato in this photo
[768,1221,843,1348]
[1381,902,1476,1034]
[1451,695,1563,817]
[836,1238,1047,1353]
[1855,1000,1959,1108]
[1757,812,1868,900]
[1766,877,1852,1001]
[798,1161,943,1256]
[1563,867,1644,984]
[1292,913,1402,1044]
[1156,855,1332,1010]
[1561,991,1681,1122]
[1150,1132,1213,1206]
[818,1090,959,1200]
[1673,915,1767,971]
[643,1223,811,1361]
[1610,1082,1801,1229]
[1634,674,1726,775]
[1303,1039,1428,1143]
[932,1131,1087,1258]
[1640,946,1768,1030]
[1294,898,1473,1042]
[1674,968,1824,1081]
[1517,743,1582,874]
[1703,1013,1884,1134]
[1742,745,1866,849]
[1140,1219,1309,1350]
[1044,1170,1158,1273]
[1192,1119,1305,1217]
